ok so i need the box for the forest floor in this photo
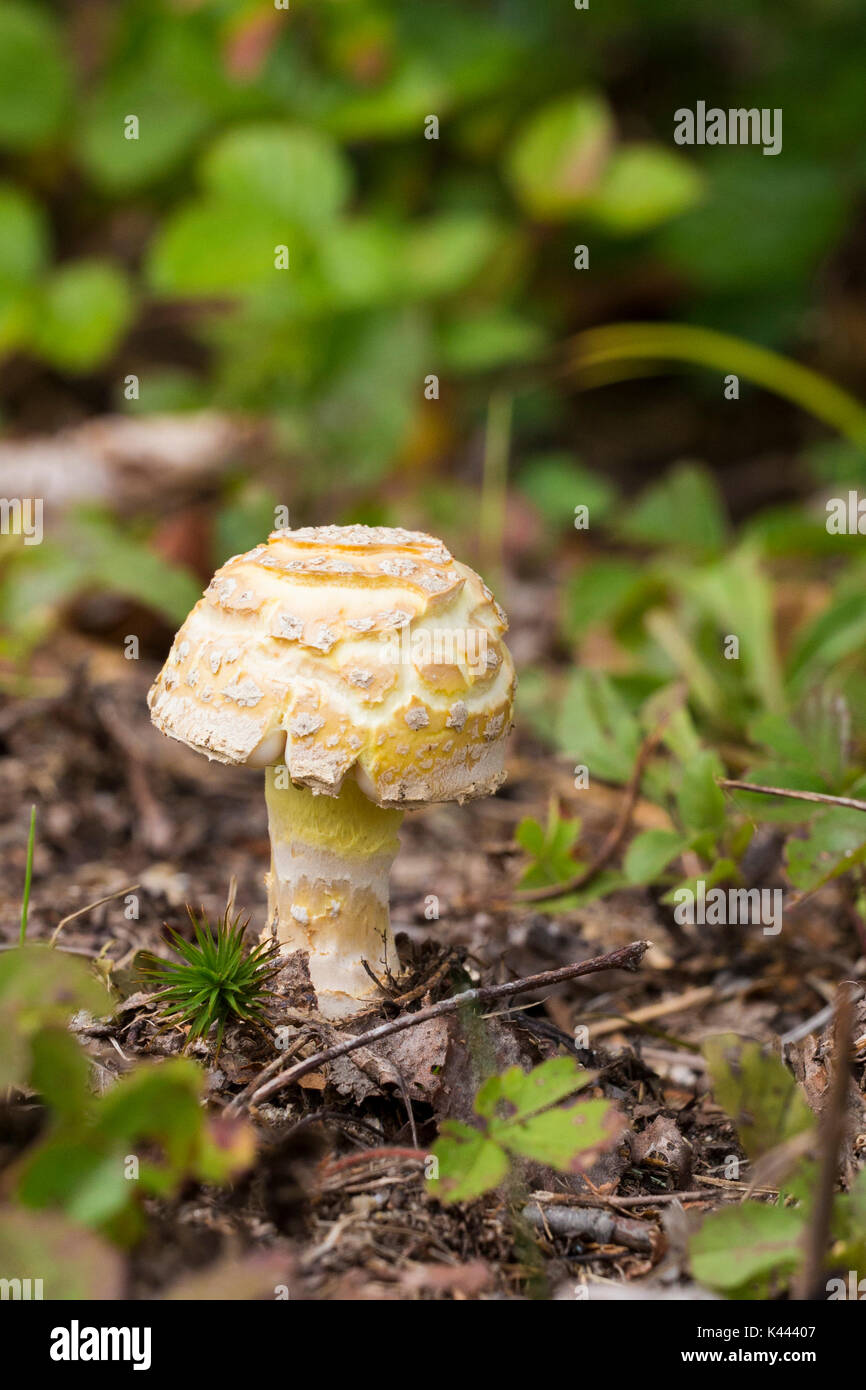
[3,580,864,1301]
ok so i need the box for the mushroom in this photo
[148,525,516,1019]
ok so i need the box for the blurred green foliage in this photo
[0,0,863,484]
[0,944,255,1245]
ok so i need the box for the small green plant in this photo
[689,1035,866,1298]
[427,1057,624,1203]
[0,944,255,1248]
[142,908,280,1052]
[19,803,35,945]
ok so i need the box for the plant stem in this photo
[793,984,855,1299]
[19,805,35,946]
[571,322,866,451]
[479,390,512,591]
[718,779,866,813]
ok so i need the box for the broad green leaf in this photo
[676,750,727,835]
[516,803,582,889]
[30,261,133,372]
[683,547,785,714]
[18,1138,131,1227]
[493,1097,621,1171]
[562,559,648,642]
[148,198,293,296]
[429,1120,509,1203]
[703,1034,814,1163]
[519,453,615,531]
[785,805,866,893]
[78,29,220,191]
[317,218,402,308]
[478,1057,590,1123]
[619,463,727,552]
[690,1202,804,1294]
[399,214,503,298]
[555,670,641,784]
[439,309,546,371]
[29,1027,92,1123]
[0,183,48,288]
[588,144,703,234]
[201,125,351,229]
[660,156,844,296]
[624,829,687,885]
[749,712,814,767]
[68,510,202,624]
[787,591,866,696]
[506,93,614,219]
[0,945,110,1089]
[0,3,70,149]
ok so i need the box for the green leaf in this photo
[749,712,814,768]
[438,309,546,371]
[703,1034,814,1163]
[493,1098,619,1171]
[624,829,687,885]
[588,144,703,234]
[430,1058,621,1202]
[515,803,582,890]
[562,559,646,642]
[676,750,727,835]
[30,261,133,372]
[619,463,727,552]
[316,218,402,308]
[399,214,503,298]
[68,510,202,625]
[29,1027,92,1123]
[519,453,615,531]
[555,670,641,784]
[18,1138,131,1227]
[660,156,845,296]
[78,28,220,192]
[785,805,866,893]
[479,1057,591,1123]
[0,3,70,149]
[690,1202,804,1294]
[787,590,866,696]
[0,945,110,1089]
[506,93,614,219]
[0,183,49,288]
[429,1120,510,1203]
[148,198,292,296]
[201,124,351,229]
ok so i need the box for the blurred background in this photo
[4,0,866,1302]
[2,0,866,913]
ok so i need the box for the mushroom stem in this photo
[263,768,404,1019]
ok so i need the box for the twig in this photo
[516,708,678,903]
[793,983,856,1300]
[586,983,732,1039]
[50,883,140,945]
[234,940,650,1111]
[522,1201,655,1254]
[19,805,36,945]
[527,1187,726,1209]
[719,779,866,814]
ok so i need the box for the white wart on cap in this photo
[148,525,516,1019]
[148,524,515,804]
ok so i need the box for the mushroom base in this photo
[263,769,404,1019]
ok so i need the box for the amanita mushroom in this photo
[148,525,516,1018]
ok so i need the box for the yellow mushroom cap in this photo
[147,524,516,806]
